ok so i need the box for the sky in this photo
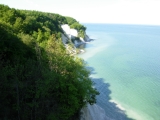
[1,0,160,25]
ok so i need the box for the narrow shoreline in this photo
[109,100,126,111]
[80,104,110,120]
[78,33,132,120]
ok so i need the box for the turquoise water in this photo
[79,24,160,120]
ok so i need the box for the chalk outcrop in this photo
[80,104,110,120]
[61,24,89,54]
[61,24,91,47]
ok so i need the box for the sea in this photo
[78,24,160,120]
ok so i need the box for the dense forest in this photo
[0,4,99,120]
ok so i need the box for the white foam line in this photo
[109,100,126,111]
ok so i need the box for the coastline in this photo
[80,104,110,120]
[79,23,160,120]
[78,35,110,120]
[109,100,126,111]
[61,24,94,55]
[78,31,133,120]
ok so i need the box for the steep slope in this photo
[0,4,99,120]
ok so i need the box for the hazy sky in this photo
[1,0,160,25]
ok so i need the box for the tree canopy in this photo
[0,4,99,120]
[65,16,86,38]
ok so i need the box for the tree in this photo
[0,5,99,120]
[14,17,23,32]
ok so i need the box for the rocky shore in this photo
[61,24,92,54]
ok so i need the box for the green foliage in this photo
[65,16,86,38]
[0,4,99,120]
[65,16,77,26]
[70,22,86,31]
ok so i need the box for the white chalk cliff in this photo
[61,24,90,54]
[80,104,109,120]
[61,24,91,45]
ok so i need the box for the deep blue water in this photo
[79,24,160,120]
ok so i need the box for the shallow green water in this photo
[79,24,160,120]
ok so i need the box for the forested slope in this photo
[0,4,99,120]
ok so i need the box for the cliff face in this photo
[80,104,110,120]
[61,24,90,54]
[61,24,90,46]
